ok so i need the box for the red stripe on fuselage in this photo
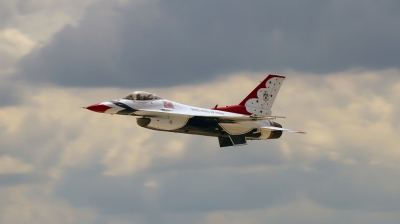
[213,105,251,115]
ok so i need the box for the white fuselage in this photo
[96,98,280,140]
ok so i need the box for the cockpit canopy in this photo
[123,91,163,101]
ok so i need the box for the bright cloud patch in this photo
[0,29,35,57]
[0,155,33,174]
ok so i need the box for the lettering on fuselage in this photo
[190,108,224,115]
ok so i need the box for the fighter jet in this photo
[85,75,305,147]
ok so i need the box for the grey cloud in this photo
[0,112,71,167]
[306,159,400,212]
[145,135,285,173]
[17,0,400,88]
[55,166,146,214]
[53,136,288,214]
[2,72,400,223]
[0,1,13,29]
[53,142,400,220]
[0,173,48,186]
[157,168,300,213]
[0,82,22,107]
[0,0,51,28]
[54,165,301,215]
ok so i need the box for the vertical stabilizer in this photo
[239,75,285,116]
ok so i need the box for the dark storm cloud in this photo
[17,0,400,88]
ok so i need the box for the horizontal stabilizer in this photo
[261,126,306,134]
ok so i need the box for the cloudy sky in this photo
[1,0,400,223]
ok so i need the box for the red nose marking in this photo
[86,104,111,113]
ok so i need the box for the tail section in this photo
[214,75,285,116]
[240,75,285,116]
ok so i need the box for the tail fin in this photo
[213,74,285,116]
[239,75,285,116]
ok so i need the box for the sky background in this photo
[1,0,400,223]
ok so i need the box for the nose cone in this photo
[85,104,112,113]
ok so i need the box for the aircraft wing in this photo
[134,108,305,134]
[217,120,306,135]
